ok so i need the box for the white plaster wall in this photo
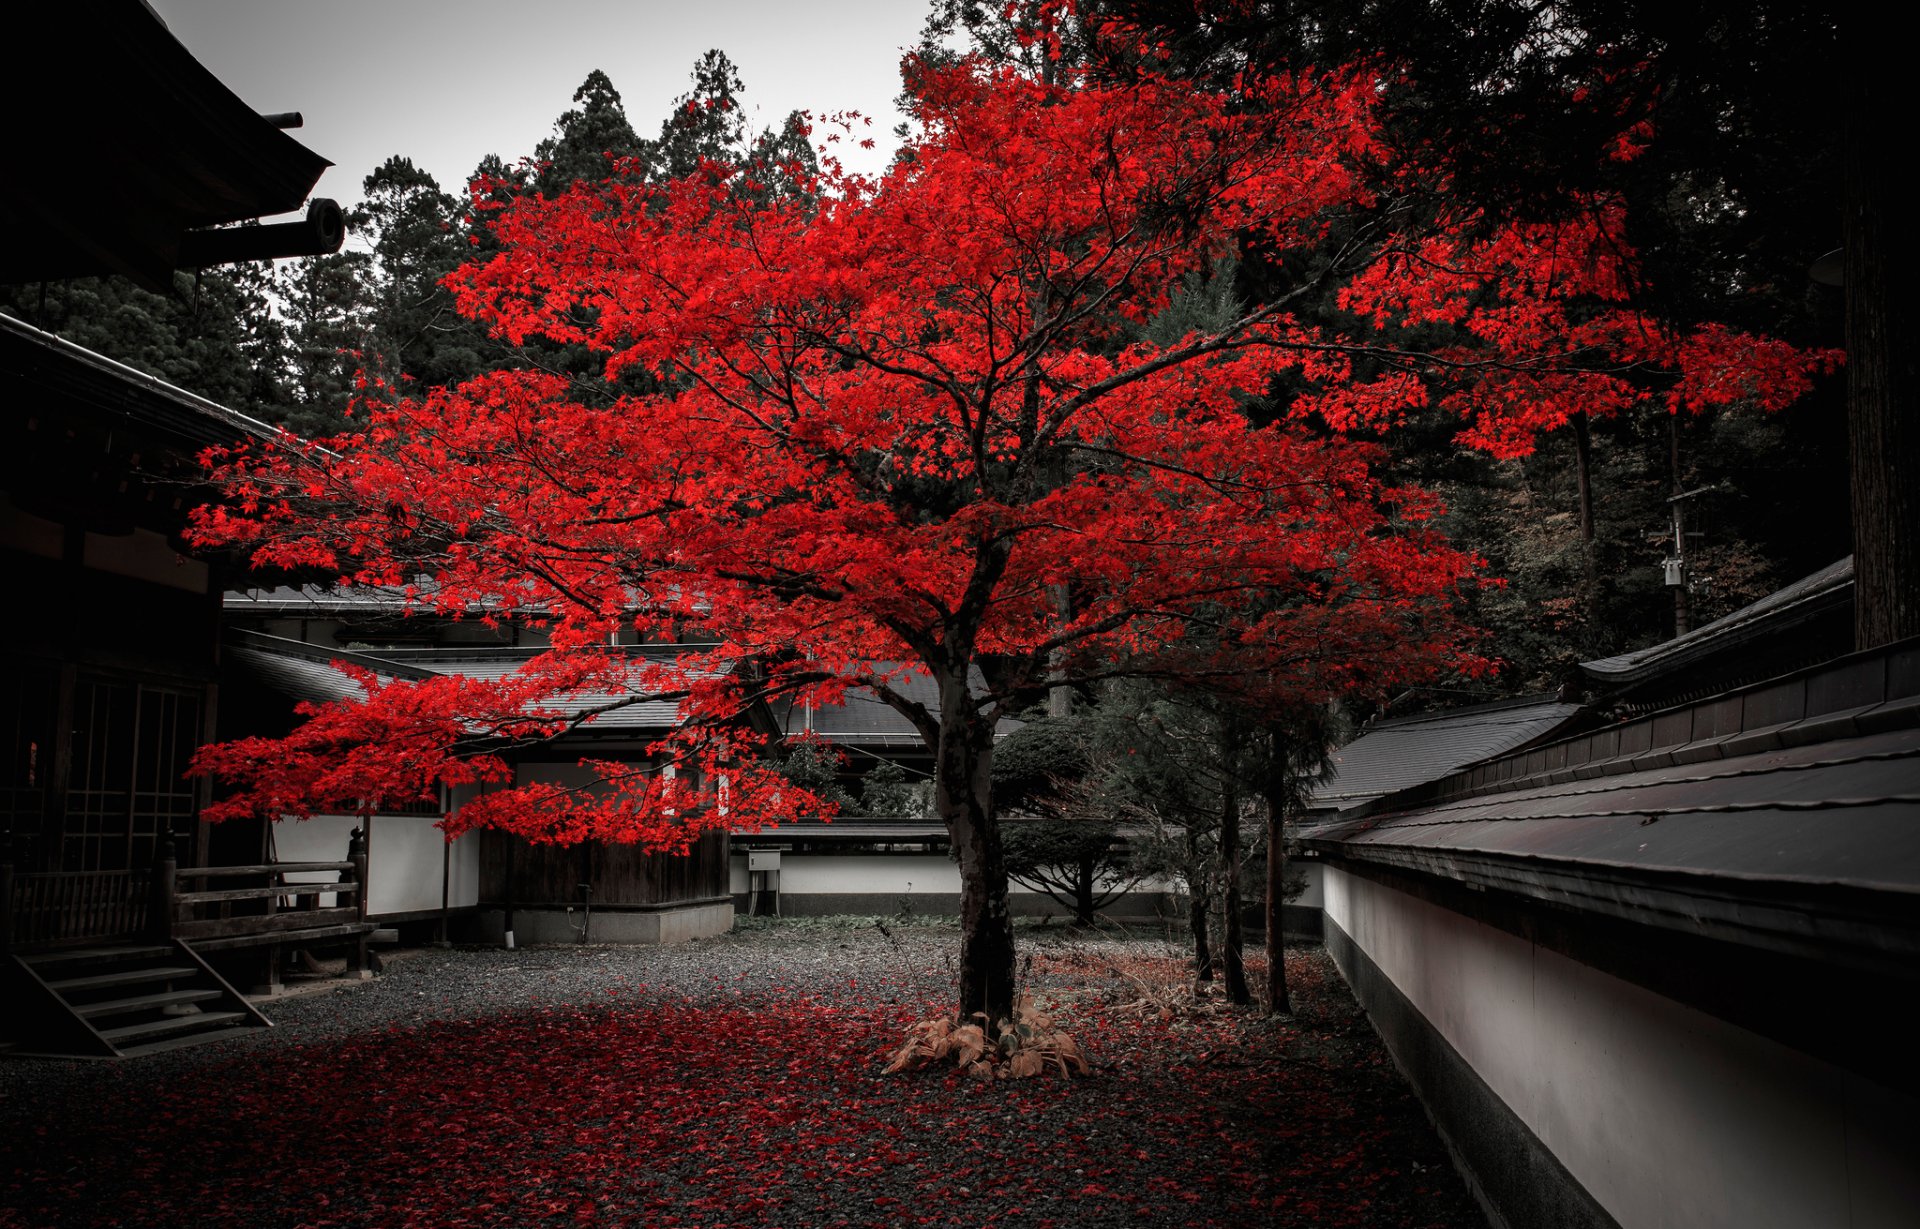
[272,814,477,917]
[1323,866,1920,1229]
[470,901,731,945]
[769,854,963,897]
[729,853,962,897]
[728,852,1183,906]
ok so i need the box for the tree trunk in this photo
[1845,53,1920,650]
[1571,410,1596,546]
[1218,720,1250,1006]
[1570,410,1603,638]
[1074,854,1096,926]
[1187,824,1213,983]
[936,669,1015,1022]
[1263,728,1291,1016]
[1046,582,1074,719]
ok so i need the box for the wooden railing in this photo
[1,867,151,949]
[170,855,368,944]
[2,848,368,952]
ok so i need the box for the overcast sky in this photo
[148,0,929,234]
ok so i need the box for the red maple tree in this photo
[193,44,1823,1019]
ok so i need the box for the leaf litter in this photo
[1,924,1485,1228]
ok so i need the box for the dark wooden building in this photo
[0,320,369,1056]
[1,2,350,1057]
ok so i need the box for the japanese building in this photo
[1,2,351,1056]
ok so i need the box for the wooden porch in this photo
[1,849,376,1058]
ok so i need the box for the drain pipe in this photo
[502,835,516,950]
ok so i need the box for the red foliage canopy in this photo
[190,53,1825,858]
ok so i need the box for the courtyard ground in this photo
[1,921,1486,1228]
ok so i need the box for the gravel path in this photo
[2,921,1486,1228]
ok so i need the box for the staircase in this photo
[5,941,271,1058]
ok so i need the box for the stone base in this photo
[464,900,733,946]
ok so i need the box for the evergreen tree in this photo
[1094,1,1877,647]
[745,110,821,207]
[356,157,484,389]
[655,51,749,181]
[0,267,287,424]
[277,250,375,438]
[533,70,651,197]
[225,258,295,422]
[857,758,925,816]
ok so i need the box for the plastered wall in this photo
[730,853,963,898]
[1323,865,1920,1229]
[272,814,478,918]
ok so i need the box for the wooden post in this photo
[503,834,517,950]
[437,832,451,947]
[352,838,370,926]
[151,845,177,941]
[349,826,371,978]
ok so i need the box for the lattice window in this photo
[62,678,201,872]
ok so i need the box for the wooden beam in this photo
[173,908,359,941]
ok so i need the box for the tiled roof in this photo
[1316,726,1919,887]
[229,632,706,733]
[225,583,518,615]
[1580,556,1853,683]
[3,313,284,452]
[227,584,404,611]
[1309,698,1587,812]
[225,582,692,618]
[234,633,1012,747]
[770,664,1007,746]
[1302,637,1920,964]
[229,640,426,705]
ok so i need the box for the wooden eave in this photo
[0,3,331,289]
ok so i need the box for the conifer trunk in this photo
[1187,823,1213,983]
[1571,410,1596,546]
[1571,410,1603,639]
[1218,720,1250,1006]
[1263,728,1292,1016]
[1845,54,1920,649]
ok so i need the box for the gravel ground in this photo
[1,921,1487,1228]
